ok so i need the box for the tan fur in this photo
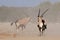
[17,17,30,25]
[11,17,31,31]
[38,16,43,27]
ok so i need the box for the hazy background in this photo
[0,0,60,36]
[0,0,60,23]
[0,2,60,23]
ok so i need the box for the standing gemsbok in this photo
[11,17,31,32]
[37,8,48,36]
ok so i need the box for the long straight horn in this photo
[38,9,40,22]
[41,8,49,17]
[38,9,40,17]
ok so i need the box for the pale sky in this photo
[0,0,60,7]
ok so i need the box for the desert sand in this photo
[0,34,60,40]
[0,22,60,40]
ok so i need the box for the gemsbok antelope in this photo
[11,17,31,32]
[37,8,48,36]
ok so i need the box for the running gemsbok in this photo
[11,17,31,32]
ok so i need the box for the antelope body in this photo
[11,17,31,32]
[37,8,48,36]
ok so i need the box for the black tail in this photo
[11,22,13,26]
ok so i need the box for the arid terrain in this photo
[0,22,60,40]
[0,2,60,40]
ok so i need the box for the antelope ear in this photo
[41,16,43,17]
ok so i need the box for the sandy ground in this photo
[0,22,60,40]
[0,34,60,40]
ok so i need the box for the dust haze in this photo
[0,2,60,37]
